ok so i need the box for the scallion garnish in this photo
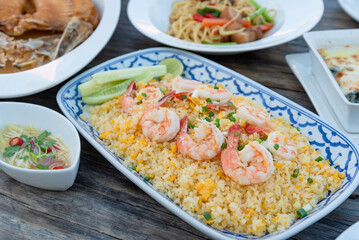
[144,176,150,181]
[205,117,212,122]
[238,145,245,151]
[315,156,323,162]
[214,86,219,89]
[296,127,300,132]
[229,116,236,122]
[221,142,227,149]
[206,98,212,103]
[234,131,240,137]
[227,101,234,107]
[296,208,307,218]
[209,111,214,117]
[188,123,195,129]
[180,94,187,99]
[131,165,136,171]
[141,92,147,97]
[267,148,273,156]
[202,106,209,112]
[274,143,279,150]
[292,168,299,178]
[255,138,263,143]
[214,118,220,128]
[307,178,313,184]
[203,211,212,220]
[261,136,267,141]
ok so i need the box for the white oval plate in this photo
[0,0,121,99]
[338,0,359,23]
[57,47,359,239]
[127,0,323,55]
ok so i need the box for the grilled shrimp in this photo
[121,81,137,114]
[171,76,201,93]
[140,91,180,143]
[221,124,274,185]
[176,116,225,161]
[262,131,297,160]
[192,84,231,104]
[236,104,270,126]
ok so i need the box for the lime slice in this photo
[159,58,183,77]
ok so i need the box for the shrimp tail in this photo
[124,80,136,97]
[244,123,270,135]
[158,90,176,106]
[228,124,241,148]
[179,116,188,133]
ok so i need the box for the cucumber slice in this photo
[78,79,123,97]
[93,65,166,85]
[82,80,132,105]
[159,58,183,77]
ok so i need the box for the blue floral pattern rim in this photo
[57,47,359,240]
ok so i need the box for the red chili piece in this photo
[204,13,217,19]
[209,2,216,6]
[53,166,64,170]
[9,137,23,146]
[193,13,204,22]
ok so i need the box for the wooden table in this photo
[1,0,358,239]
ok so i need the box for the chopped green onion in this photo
[214,86,219,89]
[296,127,300,132]
[202,106,209,112]
[141,93,147,97]
[159,85,167,95]
[234,131,240,137]
[296,208,307,218]
[267,148,273,156]
[227,112,235,117]
[303,204,312,213]
[144,176,150,181]
[209,111,214,117]
[292,168,299,178]
[206,98,212,103]
[238,145,245,151]
[131,165,136,171]
[315,156,323,162]
[214,122,220,128]
[203,211,211,220]
[261,136,268,141]
[229,116,236,122]
[197,9,206,16]
[188,123,195,129]
[180,94,187,99]
[307,178,313,184]
[205,117,212,122]
[221,142,227,150]
[202,7,221,17]
[255,138,263,143]
[274,143,279,150]
[227,101,234,107]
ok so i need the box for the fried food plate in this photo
[57,47,359,239]
[0,0,120,98]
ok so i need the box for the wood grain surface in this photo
[1,0,359,239]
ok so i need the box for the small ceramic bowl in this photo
[304,29,359,133]
[0,102,81,191]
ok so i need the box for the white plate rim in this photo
[127,0,324,54]
[338,0,359,23]
[0,0,121,99]
[57,47,359,239]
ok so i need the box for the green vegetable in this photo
[188,123,195,129]
[255,138,263,144]
[214,86,219,89]
[131,166,136,171]
[292,168,299,178]
[180,94,187,99]
[228,116,236,122]
[78,80,123,98]
[227,101,234,107]
[203,211,211,220]
[197,7,221,17]
[307,178,313,184]
[248,7,266,21]
[238,145,245,151]
[248,0,274,23]
[37,164,49,170]
[141,93,147,97]
[209,111,214,117]
[202,41,237,45]
[159,85,167,95]
[202,106,209,112]
[315,156,324,162]
[159,58,184,77]
[206,98,212,103]
[234,131,240,137]
[82,79,133,105]
[144,176,150,181]
[274,143,279,150]
[3,145,21,158]
[205,117,212,122]
[267,148,273,156]
[214,118,220,128]
[296,208,307,218]
[296,127,300,132]
[221,142,227,149]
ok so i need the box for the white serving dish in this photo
[127,0,324,55]
[286,52,359,144]
[0,102,81,191]
[338,0,359,23]
[57,47,359,239]
[0,0,121,98]
[336,221,359,240]
[304,29,359,133]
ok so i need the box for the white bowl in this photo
[128,0,324,55]
[0,0,121,98]
[338,0,359,23]
[0,102,81,191]
[304,29,359,133]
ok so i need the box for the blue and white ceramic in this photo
[57,47,359,240]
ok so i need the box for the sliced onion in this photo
[49,161,65,170]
